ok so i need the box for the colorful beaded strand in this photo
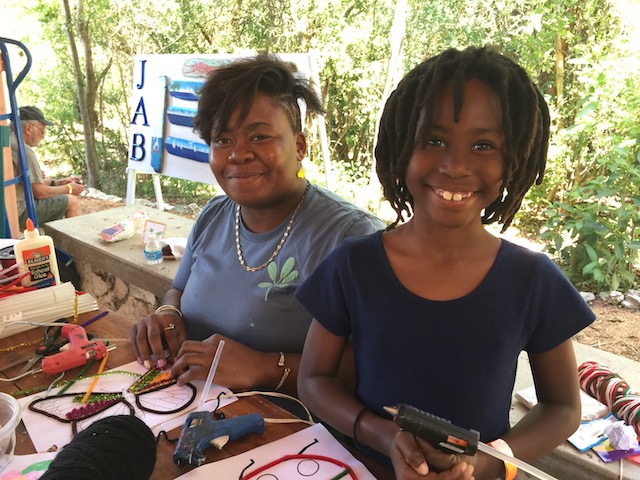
[578,361,640,436]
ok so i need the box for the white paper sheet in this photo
[0,452,57,479]
[175,423,377,479]
[19,361,236,452]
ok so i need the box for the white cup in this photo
[0,392,21,473]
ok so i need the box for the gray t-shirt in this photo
[10,131,44,217]
[173,183,385,352]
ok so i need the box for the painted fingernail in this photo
[137,357,143,365]
[143,360,151,369]
[157,358,167,368]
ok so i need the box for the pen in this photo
[81,344,110,404]
[80,311,109,328]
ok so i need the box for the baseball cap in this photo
[19,106,54,126]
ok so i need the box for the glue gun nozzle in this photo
[383,406,398,416]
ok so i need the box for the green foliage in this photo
[5,0,640,291]
[542,109,640,290]
[540,63,640,292]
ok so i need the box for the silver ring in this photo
[163,323,176,332]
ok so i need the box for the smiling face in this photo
[208,94,307,209]
[406,79,505,230]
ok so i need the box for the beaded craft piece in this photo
[28,367,196,435]
[579,361,640,436]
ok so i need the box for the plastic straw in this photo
[0,282,97,339]
[198,340,225,412]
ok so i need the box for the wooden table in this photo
[0,308,394,479]
[44,206,194,299]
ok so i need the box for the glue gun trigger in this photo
[210,435,230,450]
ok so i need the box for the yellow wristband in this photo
[67,183,73,194]
[488,439,517,480]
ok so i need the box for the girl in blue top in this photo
[296,46,594,480]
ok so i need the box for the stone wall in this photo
[76,261,158,324]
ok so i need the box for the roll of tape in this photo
[0,246,16,270]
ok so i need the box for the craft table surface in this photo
[512,343,640,479]
[43,205,194,298]
[0,308,394,480]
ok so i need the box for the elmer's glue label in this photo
[14,218,61,287]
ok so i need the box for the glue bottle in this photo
[144,234,164,265]
[14,218,61,287]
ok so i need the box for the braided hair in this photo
[194,53,325,145]
[376,46,550,231]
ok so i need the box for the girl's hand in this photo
[391,431,475,480]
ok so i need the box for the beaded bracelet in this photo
[155,304,183,318]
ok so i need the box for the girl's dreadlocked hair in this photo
[376,46,550,231]
[194,53,325,145]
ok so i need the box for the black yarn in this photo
[40,415,156,480]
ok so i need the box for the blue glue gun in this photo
[173,411,265,468]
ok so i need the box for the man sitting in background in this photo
[10,106,84,229]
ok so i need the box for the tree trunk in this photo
[554,34,566,113]
[62,0,100,188]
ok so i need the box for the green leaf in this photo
[555,237,563,252]
[258,282,273,288]
[614,243,623,259]
[279,270,299,285]
[280,257,295,279]
[267,261,278,282]
[610,273,620,292]
[584,244,599,263]
[593,269,605,283]
[577,102,598,118]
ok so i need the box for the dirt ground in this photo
[79,195,640,364]
[576,299,640,362]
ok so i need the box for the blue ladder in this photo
[1,37,38,238]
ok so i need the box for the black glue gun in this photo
[173,411,265,468]
[384,404,559,480]
[384,404,479,455]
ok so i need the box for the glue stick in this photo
[14,218,61,287]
